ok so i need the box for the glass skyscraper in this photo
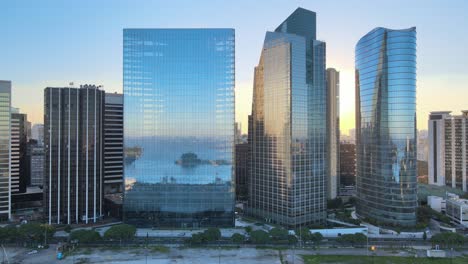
[248,8,327,227]
[355,27,417,226]
[123,29,235,227]
[0,81,11,221]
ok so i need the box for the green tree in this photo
[431,232,465,248]
[288,235,298,244]
[204,227,221,242]
[295,227,311,242]
[189,233,205,244]
[310,232,324,246]
[250,230,270,244]
[231,233,245,243]
[18,223,55,243]
[327,198,343,209]
[244,226,252,234]
[423,231,427,241]
[104,224,136,241]
[337,233,367,246]
[64,225,72,233]
[70,229,101,243]
[269,228,288,241]
[0,225,18,242]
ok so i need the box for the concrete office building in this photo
[248,8,327,227]
[28,140,44,187]
[44,85,104,224]
[103,93,124,194]
[428,111,468,191]
[428,111,451,186]
[10,109,28,194]
[327,68,340,199]
[0,81,11,221]
[446,195,468,227]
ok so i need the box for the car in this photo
[27,250,38,255]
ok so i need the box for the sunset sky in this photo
[1,0,467,134]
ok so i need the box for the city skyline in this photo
[1,0,468,134]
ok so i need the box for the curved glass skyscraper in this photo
[355,27,417,226]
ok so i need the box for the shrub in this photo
[244,226,253,233]
[231,233,245,243]
[204,227,221,242]
[0,225,18,242]
[337,233,367,246]
[104,224,136,241]
[189,233,206,244]
[70,229,101,243]
[64,225,72,233]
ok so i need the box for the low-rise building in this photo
[428,196,445,212]
[445,196,468,227]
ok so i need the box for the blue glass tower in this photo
[355,27,417,226]
[248,8,327,227]
[123,29,235,227]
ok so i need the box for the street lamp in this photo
[370,245,376,264]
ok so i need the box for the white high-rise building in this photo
[428,111,468,191]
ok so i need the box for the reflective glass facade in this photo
[355,27,417,226]
[248,8,327,228]
[123,29,235,227]
[0,81,11,220]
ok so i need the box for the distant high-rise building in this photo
[103,93,123,194]
[428,111,468,191]
[44,85,104,224]
[28,140,44,187]
[248,8,327,227]
[0,81,11,220]
[417,130,428,162]
[31,124,44,145]
[10,109,28,194]
[339,142,356,187]
[355,27,417,226]
[123,28,235,227]
[327,68,340,199]
[235,143,248,202]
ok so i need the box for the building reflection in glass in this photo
[355,27,417,226]
[123,29,235,227]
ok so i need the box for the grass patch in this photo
[149,245,170,253]
[256,245,289,250]
[75,248,93,255]
[178,245,240,250]
[302,255,468,264]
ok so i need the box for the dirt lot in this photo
[4,246,282,263]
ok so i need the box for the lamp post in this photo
[370,245,376,264]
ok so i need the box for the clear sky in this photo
[1,0,467,134]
